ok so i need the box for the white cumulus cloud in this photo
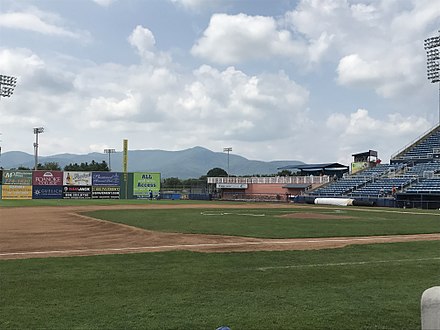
[326,108,431,163]
[0,9,90,40]
[191,13,305,64]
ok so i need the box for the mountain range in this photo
[0,146,303,179]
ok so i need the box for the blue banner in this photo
[92,172,121,186]
[33,186,63,199]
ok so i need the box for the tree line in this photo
[12,160,109,171]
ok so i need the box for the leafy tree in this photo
[162,177,182,188]
[277,170,293,176]
[206,167,228,177]
[17,166,31,170]
[182,178,206,187]
[64,160,109,171]
[38,162,61,170]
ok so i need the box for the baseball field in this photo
[1,200,439,329]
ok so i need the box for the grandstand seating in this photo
[307,162,440,197]
[308,176,370,196]
[307,125,440,206]
[403,162,440,176]
[350,177,415,197]
[392,125,440,162]
[352,163,404,177]
[405,178,440,194]
[309,164,404,197]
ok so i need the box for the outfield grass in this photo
[85,207,440,238]
[1,241,439,329]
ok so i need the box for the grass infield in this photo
[1,241,439,329]
[85,207,440,238]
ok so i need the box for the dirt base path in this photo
[1,204,439,260]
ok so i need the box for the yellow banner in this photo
[123,139,128,173]
[2,185,33,199]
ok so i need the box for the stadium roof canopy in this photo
[352,150,377,158]
[352,150,378,162]
[278,163,349,177]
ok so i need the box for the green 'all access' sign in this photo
[133,172,161,197]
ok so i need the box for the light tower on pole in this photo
[104,148,116,171]
[33,127,44,170]
[223,147,232,177]
[424,30,440,123]
[1,75,17,168]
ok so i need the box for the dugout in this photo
[395,192,440,209]
[282,183,311,196]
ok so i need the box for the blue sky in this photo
[0,0,439,166]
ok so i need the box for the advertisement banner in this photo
[64,172,92,186]
[133,172,161,197]
[351,162,369,174]
[2,185,33,199]
[92,186,120,199]
[62,186,92,199]
[92,172,121,186]
[33,171,63,186]
[216,183,248,189]
[33,186,63,199]
[2,170,33,185]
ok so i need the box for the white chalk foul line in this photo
[0,242,273,257]
[256,257,440,271]
[1,235,439,257]
[200,211,265,217]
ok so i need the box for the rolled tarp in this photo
[314,197,354,206]
[352,199,375,207]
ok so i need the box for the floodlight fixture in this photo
[424,36,440,50]
[424,30,440,122]
[104,148,116,171]
[223,147,232,177]
[0,75,17,98]
[33,127,44,170]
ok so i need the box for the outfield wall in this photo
[0,170,160,200]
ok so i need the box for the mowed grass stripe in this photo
[85,207,440,238]
[256,256,440,271]
[1,241,439,330]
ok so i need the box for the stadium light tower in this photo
[33,127,44,170]
[0,75,17,98]
[0,75,17,168]
[223,147,232,177]
[424,30,440,123]
[104,148,116,171]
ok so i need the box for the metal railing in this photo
[207,175,330,185]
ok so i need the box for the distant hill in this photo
[0,146,303,179]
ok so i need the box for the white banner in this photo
[216,183,248,189]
